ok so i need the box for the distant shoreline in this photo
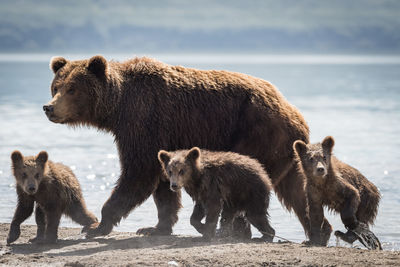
[1,53,400,65]
[1,223,399,266]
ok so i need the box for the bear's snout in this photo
[170,183,179,192]
[43,104,54,114]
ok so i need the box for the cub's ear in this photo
[293,140,307,157]
[187,147,201,162]
[87,55,107,78]
[158,150,171,168]
[322,136,335,154]
[50,57,67,73]
[11,150,23,166]
[36,151,48,165]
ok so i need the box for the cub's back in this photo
[200,150,272,197]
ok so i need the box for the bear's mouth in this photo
[46,114,65,124]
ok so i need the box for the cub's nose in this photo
[43,105,54,113]
[317,167,325,173]
[28,186,36,192]
[170,183,178,191]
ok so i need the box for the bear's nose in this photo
[43,105,54,113]
[28,186,36,192]
[317,167,325,173]
[170,183,178,190]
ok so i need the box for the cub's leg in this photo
[190,202,205,234]
[29,205,46,243]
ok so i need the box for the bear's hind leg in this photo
[334,230,358,244]
[67,199,98,232]
[246,212,275,242]
[218,203,236,238]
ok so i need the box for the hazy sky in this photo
[1,0,399,53]
[2,0,399,31]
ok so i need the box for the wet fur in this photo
[46,56,312,240]
[158,148,275,240]
[7,151,97,244]
[294,137,380,245]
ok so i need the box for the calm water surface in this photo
[0,54,399,250]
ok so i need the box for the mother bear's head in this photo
[44,55,109,127]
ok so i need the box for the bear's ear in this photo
[11,150,23,166]
[322,136,335,154]
[50,57,67,73]
[187,147,201,162]
[158,150,171,168]
[36,151,48,165]
[87,55,107,78]
[293,140,307,157]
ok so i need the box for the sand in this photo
[0,223,399,266]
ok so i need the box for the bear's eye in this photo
[34,173,39,179]
[53,87,58,94]
[323,156,327,161]
[179,169,184,175]
[22,172,27,179]
[168,170,172,176]
[68,89,75,95]
[309,157,314,163]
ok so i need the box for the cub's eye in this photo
[53,87,58,94]
[35,173,39,179]
[68,88,75,95]
[179,169,184,175]
[323,156,327,161]
[309,157,314,163]
[168,170,172,176]
[22,172,27,179]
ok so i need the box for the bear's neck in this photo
[183,169,204,201]
[91,69,124,132]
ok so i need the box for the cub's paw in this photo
[28,236,45,243]
[136,227,172,236]
[85,222,112,238]
[7,225,21,245]
[81,222,100,233]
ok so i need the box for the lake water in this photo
[0,54,399,250]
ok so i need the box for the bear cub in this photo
[7,151,98,244]
[293,136,381,247]
[158,147,275,241]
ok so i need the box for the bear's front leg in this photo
[306,192,325,246]
[137,179,181,236]
[29,205,46,243]
[40,209,62,244]
[190,202,205,234]
[7,195,34,245]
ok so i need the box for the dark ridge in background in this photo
[1,0,399,53]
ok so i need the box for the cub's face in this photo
[44,55,108,125]
[293,136,335,182]
[11,151,48,195]
[158,147,201,192]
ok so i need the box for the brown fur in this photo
[293,136,381,245]
[7,151,97,244]
[158,147,275,241]
[44,55,314,241]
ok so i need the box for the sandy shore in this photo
[0,223,399,266]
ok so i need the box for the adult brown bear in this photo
[43,55,330,245]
